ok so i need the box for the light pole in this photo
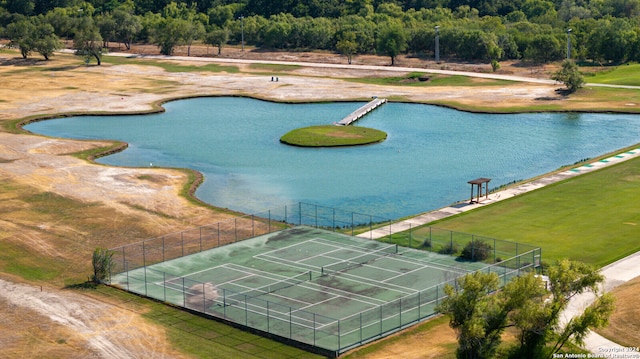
[239,16,244,52]
[435,25,440,63]
[566,28,572,60]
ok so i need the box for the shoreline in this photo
[17,98,640,224]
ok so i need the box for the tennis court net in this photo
[321,243,398,276]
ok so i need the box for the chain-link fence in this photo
[108,203,541,357]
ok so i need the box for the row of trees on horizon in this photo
[1,0,640,65]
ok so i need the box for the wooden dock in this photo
[336,98,387,126]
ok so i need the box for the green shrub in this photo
[460,240,492,261]
[439,242,460,255]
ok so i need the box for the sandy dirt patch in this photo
[0,277,186,359]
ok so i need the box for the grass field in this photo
[584,63,640,86]
[422,155,640,267]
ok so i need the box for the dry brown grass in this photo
[596,276,640,347]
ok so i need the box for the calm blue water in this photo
[24,97,640,219]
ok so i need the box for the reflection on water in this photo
[24,97,640,219]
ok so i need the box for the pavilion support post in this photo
[467,178,491,204]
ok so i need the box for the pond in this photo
[24,97,640,219]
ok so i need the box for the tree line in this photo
[1,0,639,65]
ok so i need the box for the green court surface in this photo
[110,226,538,357]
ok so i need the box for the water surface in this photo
[24,97,640,219]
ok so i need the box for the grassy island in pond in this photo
[280,125,387,147]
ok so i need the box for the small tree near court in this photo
[92,247,114,283]
[438,260,614,359]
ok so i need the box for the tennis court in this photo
[109,224,540,357]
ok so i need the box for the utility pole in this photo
[435,25,440,63]
[566,28,572,60]
[239,16,245,52]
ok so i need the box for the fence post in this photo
[338,319,341,352]
[202,282,206,314]
[143,266,148,296]
[142,241,146,267]
[124,256,129,290]
[351,212,354,236]
[369,215,373,239]
[409,223,412,248]
[122,246,126,273]
[493,238,496,263]
[223,289,227,319]
[359,312,363,344]
[379,305,383,335]
[472,235,475,260]
[429,227,433,252]
[450,231,453,252]
[332,208,336,231]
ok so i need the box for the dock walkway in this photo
[336,98,387,126]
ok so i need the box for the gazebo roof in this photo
[467,177,491,185]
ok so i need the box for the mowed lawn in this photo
[428,156,640,267]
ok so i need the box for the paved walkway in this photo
[357,148,640,239]
[561,251,640,354]
[356,147,640,354]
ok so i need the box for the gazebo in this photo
[467,178,491,204]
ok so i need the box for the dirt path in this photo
[0,278,186,358]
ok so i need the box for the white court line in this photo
[292,294,343,314]
[255,252,319,272]
[251,254,389,305]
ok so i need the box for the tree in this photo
[523,33,564,63]
[552,60,584,93]
[32,19,61,60]
[91,247,114,283]
[112,7,141,50]
[150,16,188,55]
[507,260,613,358]
[95,12,116,47]
[6,17,36,58]
[437,271,510,359]
[440,260,614,359]
[206,27,229,55]
[73,17,105,65]
[336,31,358,64]
[376,22,407,65]
[183,19,205,56]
